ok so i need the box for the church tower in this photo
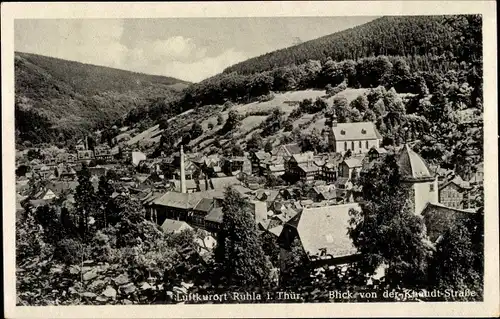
[397,144,438,215]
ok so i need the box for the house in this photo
[204,207,224,232]
[367,146,388,161]
[438,175,473,210]
[249,151,271,175]
[221,156,250,175]
[308,185,337,202]
[150,190,225,225]
[34,188,57,201]
[131,151,147,167]
[254,189,281,202]
[328,121,382,155]
[271,143,302,160]
[286,152,319,182]
[338,157,363,180]
[278,203,362,268]
[296,162,320,182]
[77,149,95,161]
[421,202,478,242]
[58,165,77,181]
[94,145,113,161]
[190,198,217,228]
[169,176,241,193]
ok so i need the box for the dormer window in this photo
[340,130,346,135]
[361,129,367,134]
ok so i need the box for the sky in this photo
[15,17,377,83]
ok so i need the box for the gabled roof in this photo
[272,143,302,157]
[342,158,362,168]
[193,198,215,213]
[331,122,381,141]
[439,175,472,190]
[254,151,271,161]
[291,152,314,164]
[288,203,361,258]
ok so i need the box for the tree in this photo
[348,153,432,289]
[214,187,271,289]
[220,110,240,134]
[246,133,263,152]
[97,175,114,228]
[191,122,203,139]
[74,165,97,240]
[350,94,369,113]
[264,141,273,153]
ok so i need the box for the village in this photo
[15,114,484,278]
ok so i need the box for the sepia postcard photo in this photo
[2,1,499,318]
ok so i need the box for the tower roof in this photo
[398,144,435,182]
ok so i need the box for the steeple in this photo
[180,145,186,193]
[331,109,338,128]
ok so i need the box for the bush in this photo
[54,238,88,265]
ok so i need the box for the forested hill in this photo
[224,15,471,75]
[15,52,189,146]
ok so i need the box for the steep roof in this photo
[398,144,434,182]
[272,143,302,157]
[297,163,320,173]
[291,152,314,164]
[331,122,381,141]
[291,203,361,258]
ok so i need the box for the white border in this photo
[2,1,498,318]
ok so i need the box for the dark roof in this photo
[193,198,215,213]
[153,190,224,210]
[205,207,223,223]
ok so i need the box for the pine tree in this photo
[214,187,271,289]
[97,175,114,228]
[74,165,97,240]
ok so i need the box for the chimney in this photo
[180,145,187,193]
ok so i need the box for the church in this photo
[328,116,383,155]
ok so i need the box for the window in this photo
[344,142,347,151]
[366,141,369,149]
[359,141,362,149]
[429,184,435,192]
[351,141,355,150]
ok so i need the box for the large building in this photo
[328,120,382,155]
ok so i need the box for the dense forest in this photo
[14,52,189,146]
[224,15,478,75]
